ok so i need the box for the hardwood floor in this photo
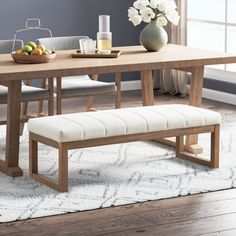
[0,90,236,236]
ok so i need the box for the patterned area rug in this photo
[0,124,235,223]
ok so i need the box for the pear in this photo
[31,48,43,55]
[37,44,46,51]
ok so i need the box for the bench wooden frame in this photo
[29,124,220,192]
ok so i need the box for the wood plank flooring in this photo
[0,90,236,236]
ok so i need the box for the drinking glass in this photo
[79,39,87,54]
[84,39,96,54]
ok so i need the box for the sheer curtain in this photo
[157,0,188,97]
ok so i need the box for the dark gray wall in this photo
[0,0,141,46]
[0,0,142,81]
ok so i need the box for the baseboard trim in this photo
[201,88,236,106]
[187,85,236,105]
[121,80,141,91]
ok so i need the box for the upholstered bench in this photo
[28,104,221,192]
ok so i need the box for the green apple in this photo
[21,52,29,55]
[27,41,37,49]
[44,49,52,55]
[42,51,49,55]
[22,45,33,54]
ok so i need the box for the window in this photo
[187,0,236,83]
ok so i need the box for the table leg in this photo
[185,66,204,154]
[48,78,54,116]
[152,66,205,154]
[87,74,99,111]
[0,80,23,177]
[141,70,154,106]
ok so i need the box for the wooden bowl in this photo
[11,51,56,64]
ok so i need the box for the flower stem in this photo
[152,8,162,21]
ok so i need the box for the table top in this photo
[1,44,236,81]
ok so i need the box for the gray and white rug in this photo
[0,124,235,223]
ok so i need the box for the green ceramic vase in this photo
[140,21,168,52]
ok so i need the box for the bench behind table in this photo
[28,105,221,192]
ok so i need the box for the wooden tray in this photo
[72,50,121,58]
[11,52,56,64]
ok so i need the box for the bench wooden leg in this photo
[29,134,68,192]
[176,136,184,154]
[211,124,220,168]
[29,133,38,174]
[176,125,220,168]
[58,144,68,192]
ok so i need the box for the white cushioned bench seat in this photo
[28,104,221,192]
[28,104,221,143]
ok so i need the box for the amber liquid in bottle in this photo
[97,39,112,52]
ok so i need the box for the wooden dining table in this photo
[1,44,236,177]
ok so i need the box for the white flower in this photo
[166,9,180,25]
[133,0,149,10]
[149,0,161,9]
[129,15,143,26]
[156,15,168,27]
[128,0,180,27]
[170,0,177,10]
[140,7,155,23]
[158,0,177,12]
[157,1,167,11]
[128,7,139,18]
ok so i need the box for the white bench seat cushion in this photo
[28,105,221,143]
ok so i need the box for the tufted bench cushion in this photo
[28,104,221,143]
[28,104,221,192]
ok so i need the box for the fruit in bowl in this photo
[31,48,43,55]
[36,44,46,52]
[22,45,33,54]
[27,41,37,50]
[12,42,56,64]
